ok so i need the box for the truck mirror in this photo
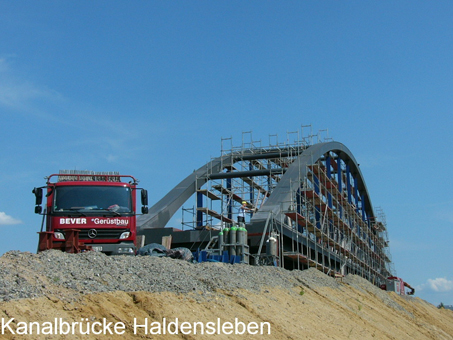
[33,187,43,205]
[141,206,149,214]
[141,189,148,206]
[35,206,43,214]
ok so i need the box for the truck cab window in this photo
[54,186,132,213]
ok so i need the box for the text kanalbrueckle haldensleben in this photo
[1,318,271,336]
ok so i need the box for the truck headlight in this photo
[54,232,65,240]
[119,232,131,239]
[118,247,134,254]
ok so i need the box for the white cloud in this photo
[0,57,65,118]
[0,57,10,72]
[434,207,453,224]
[388,238,430,252]
[355,154,397,169]
[0,212,22,225]
[106,154,119,163]
[427,278,453,293]
[0,55,144,165]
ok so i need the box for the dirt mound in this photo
[0,251,452,339]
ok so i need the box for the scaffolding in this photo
[176,127,394,287]
[280,160,394,284]
[182,128,311,229]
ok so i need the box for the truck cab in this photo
[33,170,148,255]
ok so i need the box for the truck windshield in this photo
[53,185,132,213]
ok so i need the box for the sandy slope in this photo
[1,279,452,340]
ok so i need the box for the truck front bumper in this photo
[89,242,136,255]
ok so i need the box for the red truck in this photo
[33,170,148,255]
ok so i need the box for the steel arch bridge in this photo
[138,140,393,286]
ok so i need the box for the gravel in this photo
[342,274,408,314]
[0,250,400,309]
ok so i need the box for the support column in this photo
[337,159,343,219]
[314,175,321,230]
[227,177,232,220]
[346,163,352,204]
[196,191,203,228]
[361,193,366,222]
[249,162,254,217]
[326,155,333,209]
[353,177,360,238]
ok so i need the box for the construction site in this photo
[138,127,396,289]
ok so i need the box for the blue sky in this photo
[1,1,452,306]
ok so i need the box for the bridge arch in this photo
[250,141,376,225]
[138,141,376,230]
[138,139,393,285]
